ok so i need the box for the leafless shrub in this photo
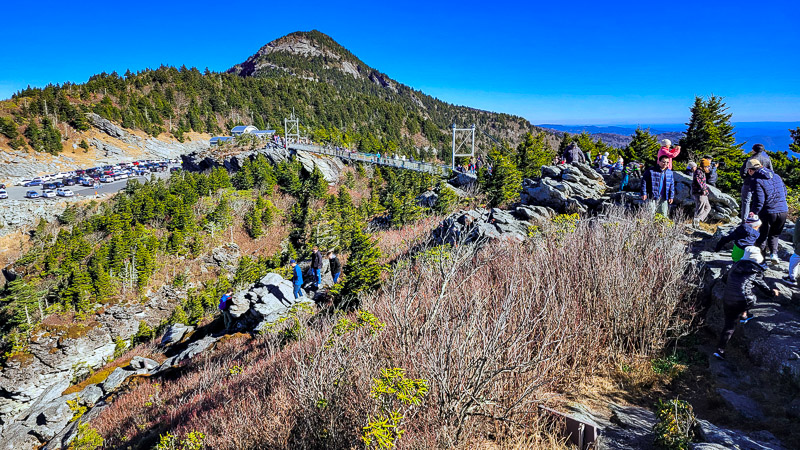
[92,206,696,448]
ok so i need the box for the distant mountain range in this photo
[539,122,799,152]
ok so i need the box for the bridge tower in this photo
[284,110,300,149]
[451,123,476,170]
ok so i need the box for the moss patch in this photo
[62,357,132,396]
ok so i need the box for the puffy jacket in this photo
[707,164,718,185]
[641,166,675,201]
[657,146,680,169]
[715,225,760,251]
[292,264,303,284]
[723,260,773,309]
[311,251,323,269]
[564,145,585,164]
[692,168,709,196]
[329,256,341,275]
[749,168,788,215]
[740,150,773,177]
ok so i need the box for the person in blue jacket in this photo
[714,213,762,262]
[746,159,789,264]
[641,155,675,218]
[291,259,304,299]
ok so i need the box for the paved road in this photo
[0,168,177,201]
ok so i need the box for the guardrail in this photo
[289,143,452,177]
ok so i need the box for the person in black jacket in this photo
[714,246,779,360]
[311,246,323,286]
[328,252,342,284]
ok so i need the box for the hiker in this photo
[704,155,719,187]
[746,158,789,264]
[620,163,632,192]
[599,152,610,169]
[291,259,303,299]
[784,215,800,286]
[740,144,774,219]
[610,157,624,175]
[691,159,712,228]
[714,246,779,360]
[218,289,233,330]
[685,161,697,176]
[714,213,762,262]
[657,139,680,169]
[563,142,585,164]
[641,155,674,218]
[311,246,323,286]
[328,252,342,284]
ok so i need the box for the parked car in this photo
[0,189,7,199]
[26,190,40,199]
[24,180,42,187]
[81,178,95,187]
[63,177,77,186]
[99,176,113,183]
[56,188,74,197]
[42,182,57,190]
[42,189,56,198]
[113,172,128,181]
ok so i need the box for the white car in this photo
[99,175,113,183]
[56,188,74,197]
[42,189,56,198]
[113,172,128,181]
[0,189,7,199]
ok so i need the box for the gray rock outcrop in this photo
[431,206,554,246]
[521,163,607,214]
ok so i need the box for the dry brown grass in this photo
[90,207,697,449]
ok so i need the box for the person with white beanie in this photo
[714,246,779,360]
[657,139,681,170]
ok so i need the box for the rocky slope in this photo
[0,270,313,449]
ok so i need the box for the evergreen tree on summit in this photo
[622,128,660,164]
[679,96,744,192]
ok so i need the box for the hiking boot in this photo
[713,350,726,360]
[769,254,781,264]
[782,275,797,286]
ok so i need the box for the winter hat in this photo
[746,159,763,170]
[290,259,296,264]
[687,162,697,170]
[700,158,711,168]
[604,152,609,156]
[741,246,764,264]
[661,139,672,148]
[745,213,762,228]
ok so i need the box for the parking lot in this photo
[0,164,179,201]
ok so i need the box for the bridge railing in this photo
[289,144,452,177]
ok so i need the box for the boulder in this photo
[293,149,345,183]
[449,171,477,188]
[160,323,194,346]
[696,419,785,450]
[716,388,764,420]
[99,367,135,394]
[78,384,104,407]
[128,356,159,371]
[416,190,438,207]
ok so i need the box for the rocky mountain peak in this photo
[227,30,370,81]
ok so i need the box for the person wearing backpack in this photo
[218,289,233,331]
[714,247,779,360]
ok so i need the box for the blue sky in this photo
[1,0,797,124]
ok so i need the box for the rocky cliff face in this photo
[181,145,346,183]
[0,272,312,449]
